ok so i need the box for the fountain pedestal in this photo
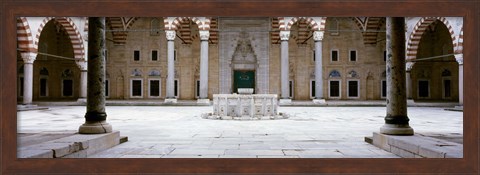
[204,89,287,120]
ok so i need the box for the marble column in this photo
[21,52,37,105]
[279,31,291,103]
[76,60,87,103]
[455,54,463,105]
[198,30,210,103]
[165,30,177,103]
[313,31,325,103]
[380,17,414,135]
[79,17,112,134]
[405,62,413,100]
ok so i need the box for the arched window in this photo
[328,18,339,35]
[150,18,160,36]
[329,70,341,78]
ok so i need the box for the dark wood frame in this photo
[1,0,478,174]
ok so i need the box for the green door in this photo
[233,70,255,93]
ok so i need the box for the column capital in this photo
[76,60,88,71]
[21,52,37,64]
[454,54,463,65]
[313,31,324,41]
[280,31,290,41]
[166,30,176,41]
[199,30,210,41]
[405,62,414,71]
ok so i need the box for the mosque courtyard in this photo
[17,105,463,158]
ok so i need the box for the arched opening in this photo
[411,20,458,101]
[33,19,80,101]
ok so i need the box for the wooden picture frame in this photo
[1,0,478,174]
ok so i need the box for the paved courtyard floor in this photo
[18,106,463,158]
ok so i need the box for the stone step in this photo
[18,131,122,158]
[368,132,462,158]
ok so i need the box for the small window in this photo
[349,50,357,62]
[149,79,160,97]
[19,77,24,97]
[105,50,108,62]
[105,79,110,97]
[40,78,48,97]
[196,80,200,98]
[62,79,73,97]
[347,80,359,98]
[131,79,142,97]
[289,80,294,98]
[174,49,177,62]
[329,80,340,98]
[134,50,140,61]
[329,18,339,35]
[381,80,387,98]
[150,18,160,36]
[312,50,316,62]
[418,80,429,98]
[310,80,315,99]
[443,79,451,98]
[174,79,179,98]
[331,50,338,62]
[151,50,158,61]
[383,51,387,62]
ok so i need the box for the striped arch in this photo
[284,17,324,31]
[107,17,138,45]
[352,17,385,45]
[17,17,36,52]
[35,17,85,60]
[455,27,463,54]
[406,17,456,61]
[274,17,326,44]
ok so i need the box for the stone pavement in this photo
[17,105,462,158]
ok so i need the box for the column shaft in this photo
[166,39,175,98]
[280,40,289,99]
[458,64,463,105]
[199,40,209,99]
[314,40,323,99]
[80,70,87,98]
[406,71,412,99]
[23,63,33,104]
[79,17,112,134]
[381,17,413,135]
[21,52,36,105]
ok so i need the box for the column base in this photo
[197,99,210,104]
[77,98,87,104]
[164,98,177,103]
[279,99,292,105]
[78,121,112,134]
[312,99,326,104]
[380,124,414,135]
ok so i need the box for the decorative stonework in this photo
[454,54,463,65]
[405,62,414,71]
[313,31,324,41]
[76,60,88,71]
[348,70,359,78]
[199,30,210,41]
[166,30,176,40]
[280,31,290,41]
[21,52,37,64]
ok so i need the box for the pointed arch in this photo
[17,17,36,53]
[406,17,456,61]
[455,27,463,54]
[35,17,85,60]
[106,17,138,45]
